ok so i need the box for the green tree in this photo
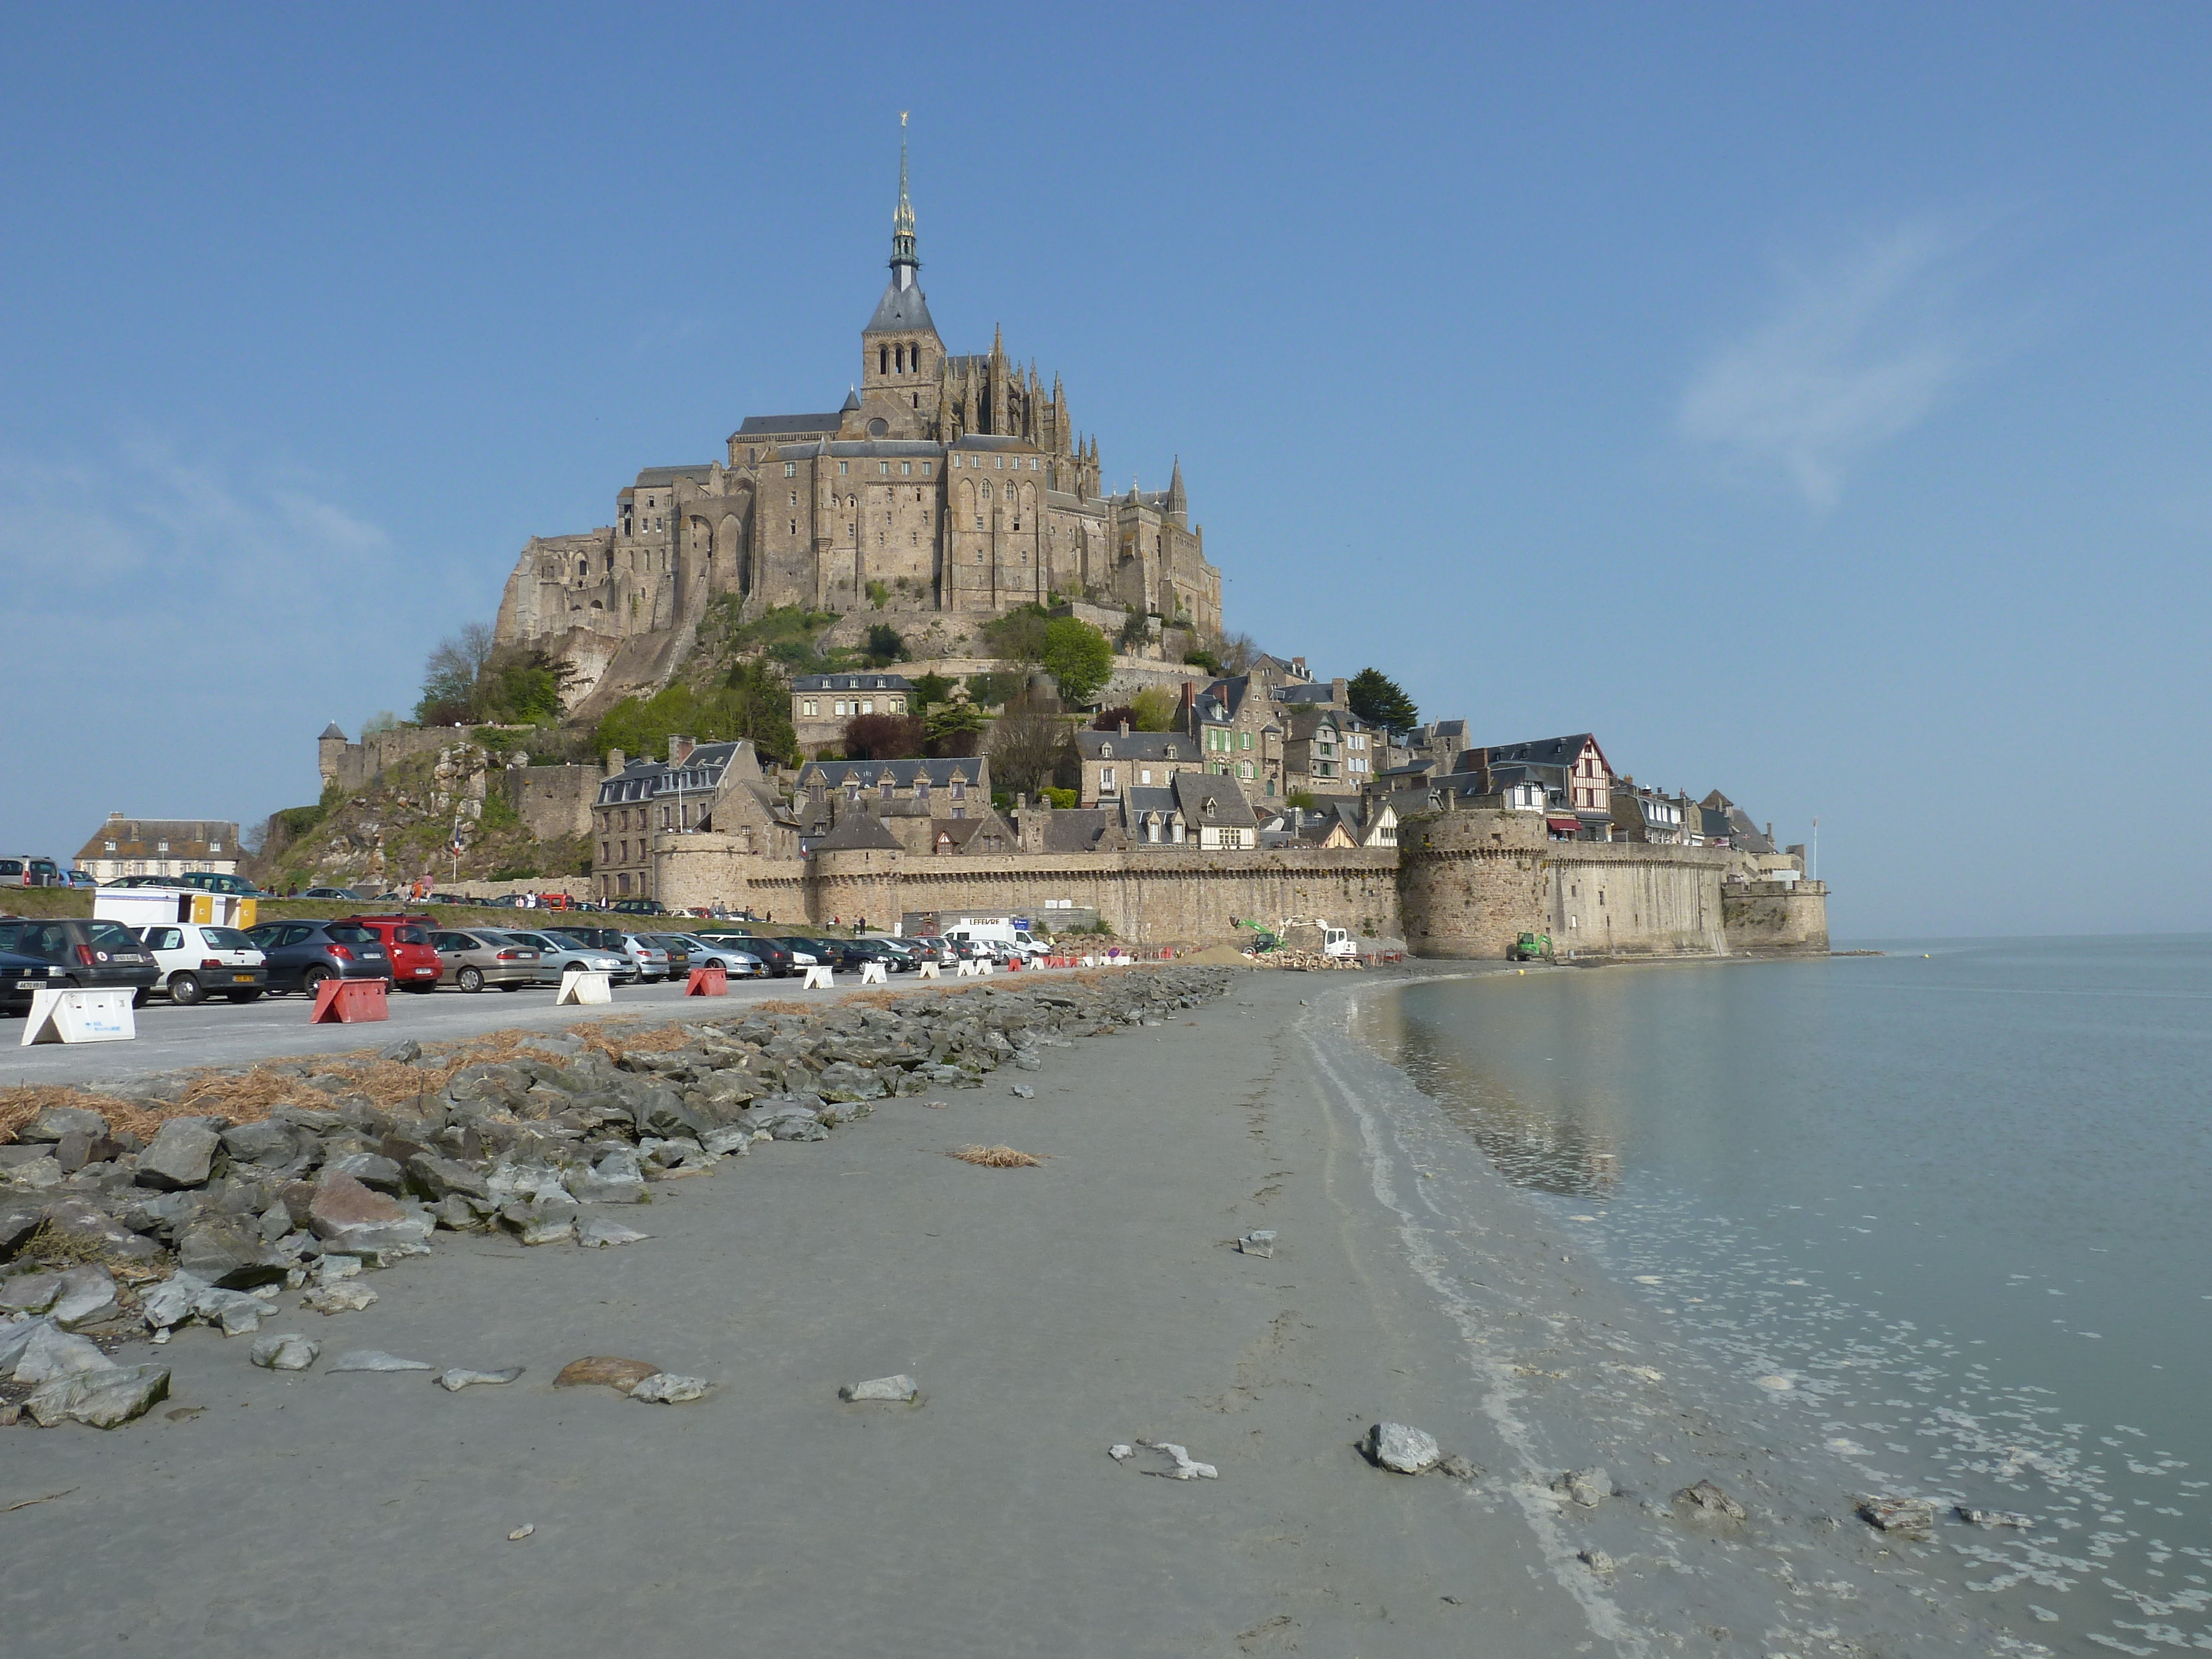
[1346,667,1418,734]
[924,684,988,754]
[1040,617,1113,706]
[863,623,909,666]
[910,671,956,710]
[1116,608,1151,652]
[981,602,1052,663]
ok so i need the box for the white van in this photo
[946,918,1048,961]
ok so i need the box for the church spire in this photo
[889,112,919,289]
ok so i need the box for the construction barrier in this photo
[860,961,887,985]
[977,959,994,976]
[802,966,834,990]
[916,961,940,979]
[309,977,388,1025]
[685,967,727,997]
[21,987,135,1046]
[557,968,612,1006]
[955,959,978,978]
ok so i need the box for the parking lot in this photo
[1,963,1083,1089]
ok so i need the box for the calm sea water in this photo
[1357,937,2212,1657]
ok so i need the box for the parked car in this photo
[0,917,161,1001]
[609,897,666,917]
[764,936,825,969]
[906,935,956,966]
[859,937,922,972]
[540,927,642,981]
[299,886,373,902]
[137,922,268,1004]
[243,920,390,994]
[339,915,444,993]
[496,930,630,987]
[0,947,64,1014]
[170,870,265,898]
[1,857,62,888]
[61,870,97,891]
[718,933,795,977]
[618,935,671,982]
[425,928,540,992]
[654,934,764,977]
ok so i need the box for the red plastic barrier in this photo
[685,966,728,997]
[310,977,389,1025]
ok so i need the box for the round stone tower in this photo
[1396,806,1553,959]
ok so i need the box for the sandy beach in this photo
[1,964,2002,1657]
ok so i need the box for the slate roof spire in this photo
[890,112,918,288]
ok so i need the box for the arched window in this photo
[879,346,889,375]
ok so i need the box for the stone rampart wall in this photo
[503,764,599,843]
[650,808,1830,956]
[1721,881,1832,952]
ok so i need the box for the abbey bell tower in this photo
[858,114,945,441]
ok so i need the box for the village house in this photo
[593,738,794,902]
[75,815,240,883]
[791,672,914,755]
[1608,777,1691,844]
[1280,706,1379,800]
[1074,727,1199,806]
[1464,734,1615,842]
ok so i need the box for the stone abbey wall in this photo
[650,806,1829,957]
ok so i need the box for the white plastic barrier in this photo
[977,959,994,976]
[21,987,136,1046]
[860,960,888,985]
[802,966,834,990]
[916,961,940,979]
[556,968,612,1006]
[955,959,978,978]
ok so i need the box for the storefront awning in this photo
[1546,817,1580,832]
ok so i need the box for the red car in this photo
[340,914,443,993]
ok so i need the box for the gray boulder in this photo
[250,1332,321,1371]
[178,1214,290,1288]
[0,1270,62,1314]
[0,1194,44,1255]
[1365,1422,1442,1474]
[12,1323,117,1384]
[19,1104,109,1143]
[330,1152,405,1194]
[26,1363,170,1428]
[136,1119,220,1191]
[405,1152,491,1204]
[220,1120,304,1167]
[307,1169,434,1254]
[49,1265,120,1331]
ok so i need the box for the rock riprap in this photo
[2,967,1234,1428]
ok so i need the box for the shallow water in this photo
[1356,937,2212,1657]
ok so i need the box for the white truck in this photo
[942,916,1050,961]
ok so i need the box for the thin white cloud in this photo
[0,441,394,621]
[1679,223,1980,507]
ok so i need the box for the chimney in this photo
[670,734,696,765]
[1291,656,1308,679]
[1331,676,1348,707]
[605,748,626,778]
[1119,718,1130,737]
[1442,788,1457,812]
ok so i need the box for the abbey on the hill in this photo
[497,123,1223,702]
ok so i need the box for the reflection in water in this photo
[1357,945,2212,1659]
[1352,982,1623,1198]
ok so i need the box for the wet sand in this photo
[0,967,2001,1657]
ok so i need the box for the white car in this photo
[135,922,269,1005]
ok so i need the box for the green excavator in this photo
[1507,931,1554,963]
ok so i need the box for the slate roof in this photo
[1075,731,1197,763]
[792,673,914,693]
[811,811,904,853]
[1478,733,1602,769]
[734,412,847,437]
[950,433,1038,453]
[632,465,715,487]
[595,741,752,807]
[799,758,980,789]
[319,722,347,740]
[76,818,242,863]
[865,277,937,335]
[1040,807,1115,853]
[1172,771,1260,828]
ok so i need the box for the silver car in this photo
[498,930,631,988]
[619,935,671,982]
[655,933,764,978]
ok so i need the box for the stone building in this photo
[591,738,794,903]
[75,815,239,883]
[494,128,1224,709]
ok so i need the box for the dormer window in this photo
[1098,743,1112,759]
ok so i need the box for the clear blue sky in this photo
[4,3,2207,937]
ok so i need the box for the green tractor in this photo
[1507,931,1553,963]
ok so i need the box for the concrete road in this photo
[0,965,1076,1088]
